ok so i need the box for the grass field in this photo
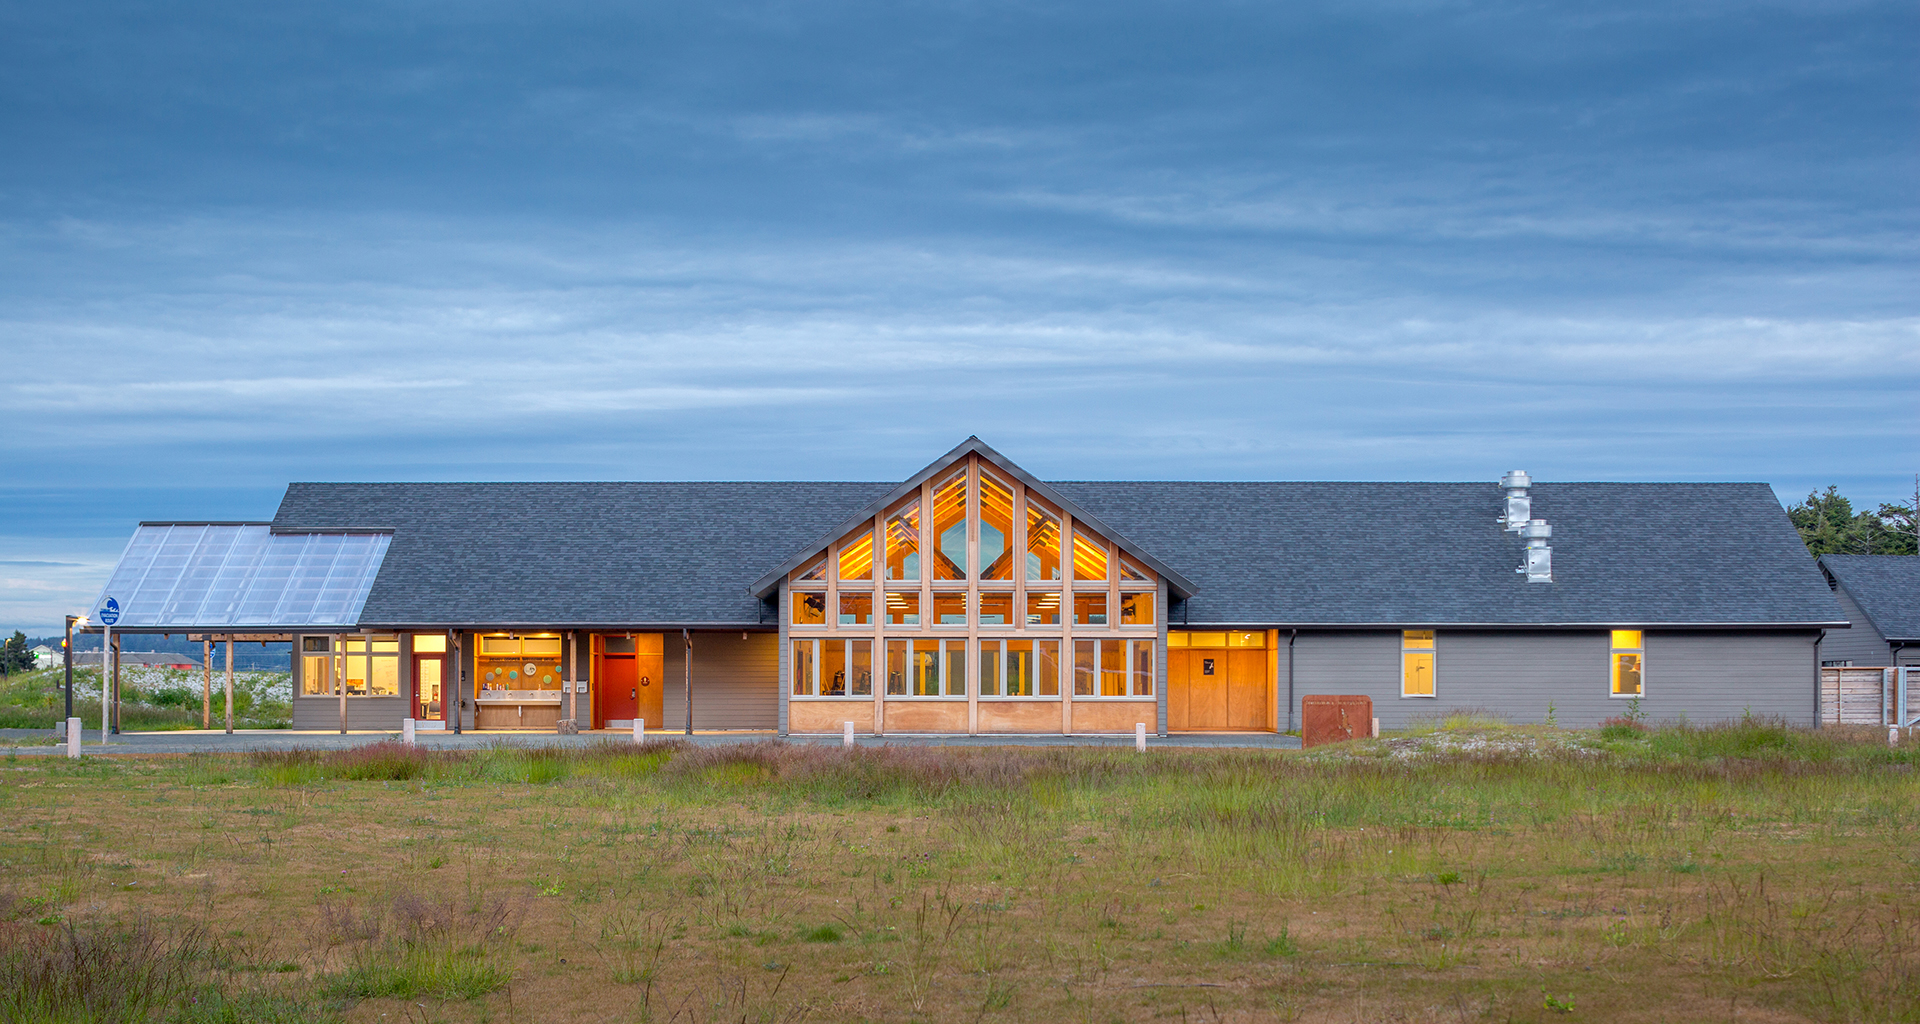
[1,719,1916,1022]
[0,667,292,731]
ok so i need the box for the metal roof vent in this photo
[1497,470,1531,532]
[1518,519,1553,583]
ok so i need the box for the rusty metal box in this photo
[1301,694,1374,748]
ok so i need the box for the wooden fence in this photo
[1820,666,1920,726]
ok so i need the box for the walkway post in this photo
[450,631,461,736]
[682,629,692,736]
[224,638,234,735]
[1136,722,1146,752]
[202,640,211,729]
[110,633,120,735]
[566,632,578,733]
[403,718,416,747]
[62,615,74,727]
[843,721,854,748]
[66,718,81,758]
[337,636,347,734]
[634,718,644,745]
[99,620,110,743]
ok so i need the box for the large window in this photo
[979,471,1015,579]
[1026,500,1062,582]
[302,634,402,697]
[1072,639,1153,697]
[932,472,967,581]
[1610,630,1644,696]
[886,499,921,581]
[791,591,826,626]
[838,531,874,583]
[1402,630,1435,698]
[979,638,1059,697]
[793,639,874,697]
[478,634,563,694]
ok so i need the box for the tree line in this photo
[1788,478,1918,557]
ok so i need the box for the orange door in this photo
[1226,649,1269,730]
[413,655,445,723]
[1169,650,1190,730]
[599,653,637,726]
[1189,652,1229,729]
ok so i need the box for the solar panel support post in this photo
[110,633,121,736]
[99,621,110,744]
[202,641,211,730]
[224,639,234,735]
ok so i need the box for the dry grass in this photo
[1,722,1916,1022]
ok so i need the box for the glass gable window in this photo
[1120,592,1154,626]
[1119,555,1150,583]
[791,591,826,626]
[932,472,968,581]
[1402,630,1436,698]
[979,471,1015,580]
[1072,534,1109,583]
[794,555,827,583]
[838,530,874,583]
[1611,630,1644,696]
[839,593,872,626]
[1026,501,1062,582]
[886,499,921,581]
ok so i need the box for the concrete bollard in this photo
[634,718,645,745]
[843,721,855,748]
[1892,726,1901,748]
[402,718,416,747]
[1372,717,1380,739]
[66,717,82,758]
[1135,722,1147,752]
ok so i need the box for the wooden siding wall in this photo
[1818,586,1893,667]
[1286,629,1821,730]
[661,632,778,730]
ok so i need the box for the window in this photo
[1119,592,1154,626]
[794,639,873,697]
[886,499,921,581]
[978,592,1012,625]
[1073,592,1107,626]
[1074,641,1095,696]
[885,591,920,626]
[1130,640,1154,696]
[887,640,908,695]
[795,554,827,583]
[478,634,561,694]
[1072,534,1109,583]
[933,472,968,581]
[1610,630,1644,696]
[1069,639,1148,697]
[300,636,332,695]
[310,634,403,697]
[1168,631,1265,649]
[934,592,968,625]
[412,634,447,654]
[944,639,967,696]
[1026,591,1061,625]
[1026,501,1062,582]
[1119,555,1150,583]
[912,639,940,695]
[1402,630,1435,698]
[839,593,872,626]
[979,471,1015,580]
[792,640,815,696]
[982,638,1049,697]
[884,639,963,698]
[979,640,1003,696]
[791,591,826,626]
[838,529,874,583]
[1036,639,1061,696]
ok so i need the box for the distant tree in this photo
[0,631,31,675]
[1789,484,1917,556]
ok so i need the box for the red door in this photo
[599,649,637,727]
[414,654,446,723]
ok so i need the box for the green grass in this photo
[0,667,291,731]
[320,946,512,1001]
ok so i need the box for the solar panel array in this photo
[92,524,390,628]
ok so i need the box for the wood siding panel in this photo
[977,701,1066,733]
[789,701,874,734]
[1067,700,1157,733]
[883,702,969,733]
[662,632,778,730]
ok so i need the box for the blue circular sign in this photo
[98,597,121,626]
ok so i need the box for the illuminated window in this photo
[412,634,446,654]
[838,593,872,626]
[979,640,1002,696]
[1072,533,1109,582]
[1099,639,1125,696]
[1074,640,1096,696]
[1025,591,1061,626]
[978,592,1012,625]
[885,591,920,627]
[886,499,921,581]
[912,639,941,696]
[1119,555,1151,583]
[1026,500,1062,582]
[791,591,826,626]
[801,639,871,697]
[1036,639,1061,696]
[1074,592,1107,626]
[979,471,1015,580]
[1402,630,1435,698]
[791,640,816,695]
[794,554,827,583]
[886,640,908,696]
[944,639,967,696]
[821,640,844,695]
[477,634,563,694]
[1130,640,1154,696]
[1611,630,1644,696]
[838,529,874,583]
[932,472,967,581]
[934,592,968,625]
[1119,592,1154,626]
[1067,639,1147,698]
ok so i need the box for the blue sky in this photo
[2,0,1914,634]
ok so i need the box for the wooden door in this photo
[413,655,445,723]
[1226,649,1268,730]
[599,652,637,726]
[635,649,663,729]
[1168,649,1191,731]
[1189,652,1229,728]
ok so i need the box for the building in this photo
[81,438,1846,734]
[1817,555,1920,668]
[31,645,58,670]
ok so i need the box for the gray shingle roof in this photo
[1819,555,1920,640]
[271,478,1844,629]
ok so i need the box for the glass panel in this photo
[934,592,967,625]
[370,656,400,696]
[1131,640,1154,696]
[345,654,368,696]
[978,592,1012,626]
[1025,500,1062,582]
[302,636,330,652]
[850,640,873,696]
[885,591,920,627]
[1119,555,1150,583]
[481,635,518,655]
[412,634,446,654]
[1025,591,1061,626]
[1611,630,1643,650]
[912,639,941,696]
[302,656,333,695]
[821,640,848,696]
[343,637,368,653]
[1225,632,1264,648]
[932,472,968,581]
[1074,592,1107,627]
[1003,640,1032,696]
[1403,651,1435,697]
[371,636,400,654]
[1165,632,1188,648]
[1181,632,1226,647]
[795,554,827,583]
[603,636,637,654]
[886,498,921,581]
[792,591,827,626]
[887,640,908,695]
[522,636,562,658]
[1120,592,1154,626]
[979,471,1015,580]
[944,639,968,696]
[839,593,872,626]
[1072,533,1109,583]
[1098,639,1125,696]
[979,640,1002,696]
[1612,652,1642,695]
[1073,640,1095,696]
[1036,640,1061,696]
[838,530,875,583]
[792,640,815,696]
[1403,630,1435,650]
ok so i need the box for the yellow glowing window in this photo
[979,471,1016,580]
[791,591,826,626]
[1402,631,1436,697]
[412,634,447,654]
[1120,592,1155,626]
[1072,533,1109,582]
[1025,500,1062,582]
[838,528,874,583]
[932,471,968,581]
[1611,631,1644,696]
[886,498,921,581]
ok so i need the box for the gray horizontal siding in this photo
[1429,631,1609,727]
[1289,631,1402,727]
[1645,632,1817,726]
[293,696,408,730]
[1819,587,1892,666]
[662,632,777,730]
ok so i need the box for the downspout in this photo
[1287,629,1297,733]
[1814,629,1825,728]
[683,628,693,735]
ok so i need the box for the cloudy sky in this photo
[2,0,1914,634]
